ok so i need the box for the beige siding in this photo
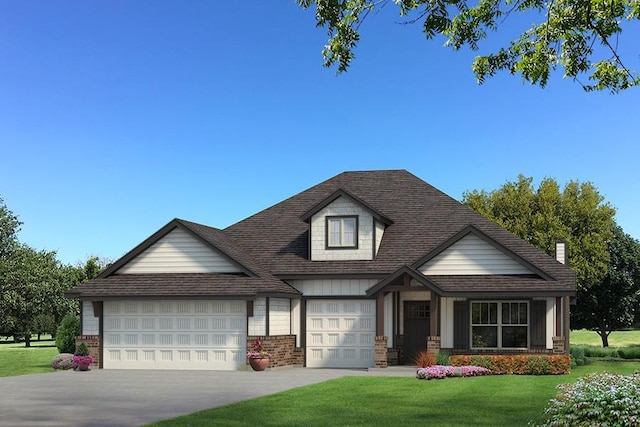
[82,302,99,335]
[291,299,301,346]
[384,293,393,348]
[288,278,379,297]
[419,234,533,275]
[117,228,242,274]
[546,297,555,349]
[310,196,374,261]
[248,298,266,335]
[375,220,385,257]
[269,298,291,335]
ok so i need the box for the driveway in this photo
[0,367,414,427]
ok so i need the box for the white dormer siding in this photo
[419,234,533,275]
[310,196,375,261]
[117,228,242,274]
[375,220,385,257]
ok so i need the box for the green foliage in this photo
[296,0,640,92]
[0,197,21,258]
[55,314,80,354]
[572,225,640,346]
[618,347,640,359]
[570,345,587,366]
[75,342,89,356]
[436,350,450,366]
[538,372,640,426]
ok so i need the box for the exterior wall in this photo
[117,228,242,274]
[248,298,267,336]
[384,293,393,348]
[546,297,555,350]
[269,298,291,335]
[374,220,385,257]
[82,301,99,335]
[439,297,465,349]
[247,335,303,368]
[374,336,388,368]
[76,335,101,368]
[419,234,533,275]
[310,196,375,261]
[288,278,379,296]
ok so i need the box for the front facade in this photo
[67,170,576,370]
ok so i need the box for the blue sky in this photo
[1,1,638,265]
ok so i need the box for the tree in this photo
[463,175,616,289]
[572,225,640,347]
[0,197,21,258]
[296,0,640,93]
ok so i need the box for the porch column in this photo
[430,294,439,336]
[376,293,384,336]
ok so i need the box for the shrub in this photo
[618,347,640,360]
[449,354,571,375]
[538,372,640,426]
[55,314,80,354]
[75,342,90,356]
[414,351,436,367]
[51,353,74,370]
[416,365,491,380]
[581,345,620,358]
[435,350,450,366]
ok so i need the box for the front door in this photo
[404,301,430,365]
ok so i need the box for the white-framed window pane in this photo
[502,326,527,347]
[342,218,356,246]
[472,326,498,347]
[328,219,341,246]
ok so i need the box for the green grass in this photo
[148,361,640,427]
[0,335,59,377]
[570,329,640,347]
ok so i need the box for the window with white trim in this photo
[326,216,358,248]
[471,301,528,349]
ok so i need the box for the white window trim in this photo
[470,301,530,350]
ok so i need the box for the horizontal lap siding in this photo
[117,228,242,274]
[419,234,533,275]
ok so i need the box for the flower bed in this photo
[416,365,491,380]
[449,354,571,375]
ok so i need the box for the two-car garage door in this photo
[103,300,246,370]
[306,299,376,368]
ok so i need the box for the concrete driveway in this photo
[0,367,414,427]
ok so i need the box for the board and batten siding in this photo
[419,234,533,275]
[287,278,379,297]
[269,298,291,335]
[439,297,466,349]
[310,196,375,261]
[82,302,99,335]
[117,228,242,274]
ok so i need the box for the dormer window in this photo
[326,216,358,249]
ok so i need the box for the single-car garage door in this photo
[103,300,246,370]
[306,299,376,368]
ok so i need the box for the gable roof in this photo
[69,170,575,299]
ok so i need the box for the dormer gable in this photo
[413,225,553,278]
[300,189,393,261]
[101,219,255,277]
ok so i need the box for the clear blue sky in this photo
[1,1,638,265]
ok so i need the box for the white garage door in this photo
[103,300,246,370]
[306,299,376,368]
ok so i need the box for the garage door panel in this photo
[306,300,376,368]
[103,300,246,370]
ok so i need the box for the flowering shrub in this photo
[450,355,570,375]
[416,365,491,380]
[247,338,271,359]
[52,353,75,370]
[73,355,94,367]
[538,372,640,426]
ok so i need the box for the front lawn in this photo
[0,335,58,377]
[148,361,640,427]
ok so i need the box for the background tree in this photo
[297,0,640,93]
[572,225,640,346]
[463,175,616,288]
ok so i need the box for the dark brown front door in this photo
[404,301,430,365]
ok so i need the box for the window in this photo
[471,301,528,349]
[326,216,358,248]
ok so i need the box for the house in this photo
[66,170,576,370]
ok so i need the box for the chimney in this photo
[555,241,567,264]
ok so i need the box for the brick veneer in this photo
[247,335,303,368]
[427,336,441,354]
[75,335,101,368]
[552,336,566,354]
[374,336,388,368]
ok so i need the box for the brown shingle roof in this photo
[69,170,575,298]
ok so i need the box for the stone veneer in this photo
[75,335,101,368]
[247,335,303,368]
